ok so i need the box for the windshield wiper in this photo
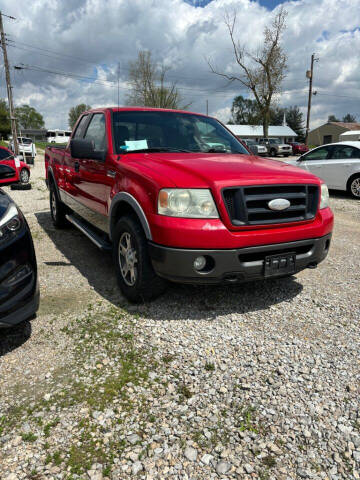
[121,147,192,154]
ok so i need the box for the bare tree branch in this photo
[208,7,287,137]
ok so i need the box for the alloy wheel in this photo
[118,232,138,286]
[20,169,30,184]
[350,178,360,198]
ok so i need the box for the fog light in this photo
[193,256,206,271]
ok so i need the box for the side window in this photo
[304,147,331,161]
[73,115,89,139]
[0,149,10,160]
[331,145,359,159]
[84,114,106,150]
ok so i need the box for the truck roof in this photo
[84,106,209,117]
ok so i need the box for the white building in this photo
[226,125,297,143]
[339,130,360,142]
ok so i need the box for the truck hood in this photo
[131,152,320,189]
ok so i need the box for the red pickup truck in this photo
[45,107,333,302]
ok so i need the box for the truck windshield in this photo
[112,111,248,155]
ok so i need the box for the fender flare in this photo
[109,192,152,241]
[47,166,60,198]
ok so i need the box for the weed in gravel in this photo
[162,353,176,364]
[205,362,215,371]
[177,384,193,400]
[21,432,38,442]
[262,455,276,467]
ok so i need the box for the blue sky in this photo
[184,0,288,9]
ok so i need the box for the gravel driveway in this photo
[0,155,359,480]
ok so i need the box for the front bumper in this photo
[149,233,332,284]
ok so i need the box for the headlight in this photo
[158,189,219,218]
[320,184,330,209]
[0,204,22,239]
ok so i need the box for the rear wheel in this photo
[348,175,360,199]
[20,168,30,184]
[113,215,166,302]
[49,183,69,228]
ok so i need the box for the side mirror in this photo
[0,164,17,183]
[70,139,106,161]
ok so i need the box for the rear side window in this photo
[73,115,89,139]
[0,148,10,160]
[84,114,106,151]
[331,145,359,159]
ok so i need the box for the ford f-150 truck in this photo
[45,107,333,302]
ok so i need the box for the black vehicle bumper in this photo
[149,233,332,284]
[0,225,39,328]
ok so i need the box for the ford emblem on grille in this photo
[268,198,291,211]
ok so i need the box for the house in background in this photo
[308,122,360,146]
[226,125,297,143]
[339,130,360,142]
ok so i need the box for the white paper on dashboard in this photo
[125,139,148,151]
[15,157,21,168]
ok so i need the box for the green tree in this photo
[342,113,357,123]
[328,114,340,122]
[286,106,305,140]
[68,103,91,129]
[15,104,45,129]
[0,99,11,138]
[126,50,189,109]
[229,95,261,125]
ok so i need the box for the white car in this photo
[286,141,360,199]
[9,137,37,165]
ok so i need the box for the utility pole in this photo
[206,99,208,116]
[305,53,318,146]
[0,11,19,155]
[117,62,120,108]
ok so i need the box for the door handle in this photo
[74,161,80,173]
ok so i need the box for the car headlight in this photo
[158,189,219,218]
[0,204,22,239]
[320,184,330,209]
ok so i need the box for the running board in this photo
[66,214,112,251]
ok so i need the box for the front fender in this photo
[109,192,152,241]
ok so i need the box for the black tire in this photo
[113,215,167,302]
[270,148,277,156]
[49,183,69,228]
[348,175,360,199]
[20,168,30,184]
[284,154,289,157]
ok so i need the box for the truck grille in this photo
[222,184,319,226]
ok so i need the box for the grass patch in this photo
[177,384,192,400]
[21,432,38,442]
[262,455,276,468]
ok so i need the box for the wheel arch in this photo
[346,171,360,191]
[109,192,152,241]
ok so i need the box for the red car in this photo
[288,142,309,155]
[45,107,333,302]
[0,146,30,185]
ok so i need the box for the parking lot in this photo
[0,154,359,479]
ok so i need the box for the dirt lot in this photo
[0,155,359,480]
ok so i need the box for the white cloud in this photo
[1,0,359,129]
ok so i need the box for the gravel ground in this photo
[0,155,359,480]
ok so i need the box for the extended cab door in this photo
[74,112,110,232]
[62,113,90,204]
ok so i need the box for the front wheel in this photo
[270,148,277,156]
[348,175,360,199]
[113,215,166,302]
[20,168,30,184]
